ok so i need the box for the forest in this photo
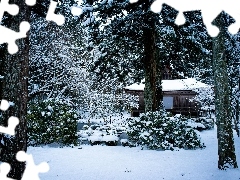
[0,0,239,179]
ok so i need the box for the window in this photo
[163,96,173,109]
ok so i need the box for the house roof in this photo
[125,78,210,91]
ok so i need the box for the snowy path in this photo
[28,128,240,180]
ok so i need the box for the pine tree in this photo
[0,1,75,178]
[78,1,211,112]
[0,1,30,179]
[212,12,238,170]
[224,24,240,137]
[77,0,167,112]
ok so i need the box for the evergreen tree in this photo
[224,23,240,137]
[0,1,75,178]
[77,0,167,112]
[212,12,238,170]
[0,1,30,179]
[29,15,86,104]
[77,1,212,112]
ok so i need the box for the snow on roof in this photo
[125,78,209,91]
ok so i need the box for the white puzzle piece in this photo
[0,116,19,136]
[0,99,50,179]
[25,0,37,6]
[0,163,15,180]
[0,0,31,54]
[0,99,10,111]
[0,0,19,23]
[0,21,30,54]
[46,0,65,26]
[16,151,50,180]
[130,0,240,36]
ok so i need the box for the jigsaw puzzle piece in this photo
[0,116,19,136]
[151,0,204,25]
[201,9,221,37]
[149,0,219,36]
[16,151,50,180]
[25,0,37,6]
[228,20,240,35]
[0,162,15,180]
[46,0,65,26]
[130,0,197,25]
[0,99,10,111]
[150,0,240,36]
[221,0,240,34]
[0,0,19,22]
[0,21,30,54]
[129,0,138,3]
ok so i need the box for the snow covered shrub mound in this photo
[196,117,214,130]
[79,123,121,146]
[127,111,204,150]
[27,99,78,147]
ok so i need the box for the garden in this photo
[77,112,214,150]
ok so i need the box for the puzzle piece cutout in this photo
[46,0,65,26]
[16,151,49,180]
[0,116,19,136]
[0,0,19,24]
[0,0,38,54]
[0,99,19,136]
[0,163,15,180]
[129,0,138,3]
[0,99,50,179]
[0,21,30,54]
[25,0,37,6]
[130,0,240,37]
[0,0,64,54]
[0,99,10,111]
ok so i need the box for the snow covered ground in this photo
[29,127,240,180]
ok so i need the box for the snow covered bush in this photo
[194,117,214,130]
[127,112,203,150]
[27,99,78,147]
[86,124,120,146]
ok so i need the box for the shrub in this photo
[127,111,204,150]
[27,99,78,147]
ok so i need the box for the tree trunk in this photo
[0,1,30,179]
[142,15,162,112]
[235,100,239,137]
[212,12,238,170]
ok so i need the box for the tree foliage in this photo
[212,12,238,169]
[77,1,212,111]
[127,111,203,150]
[27,99,78,146]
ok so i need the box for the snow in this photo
[102,134,118,142]
[125,78,210,91]
[120,139,128,144]
[187,119,206,129]
[28,127,240,180]
[41,112,45,116]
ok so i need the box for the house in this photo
[124,78,210,117]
